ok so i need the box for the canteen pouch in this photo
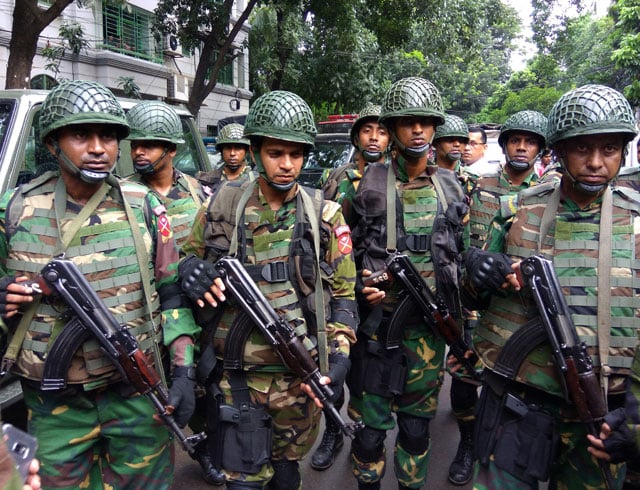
[218,402,273,474]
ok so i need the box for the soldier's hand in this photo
[360,269,385,306]
[0,276,37,320]
[168,366,196,428]
[178,255,226,308]
[24,458,41,490]
[446,349,475,374]
[587,408,640,464]
[300,380,325,408]
[465,248,518,292]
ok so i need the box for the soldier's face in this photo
[253,137,305,186]
[557,133,625,188]
[393,117,436,149]
[504,131,541,166]
[358,122,390,154]
[222,144,247,168]
[434,137,467,163]
[130,140,176,172]
[49,124,119,173]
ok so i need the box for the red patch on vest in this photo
[158,214,171,237]
[335,225,352,255]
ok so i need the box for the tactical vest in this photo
[5,174,161,388]
[469,170,537,249]
[474,182,640,397]
[352,162,467,315]
[204,180,336,372]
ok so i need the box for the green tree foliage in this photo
[610,0,640,104]
[154,0,259,116]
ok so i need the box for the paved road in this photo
[174,373,473,489]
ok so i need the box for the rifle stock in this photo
[520,255,613,490]
[366,251,479,379]
[214,256,363,438]
[37,257,204,455]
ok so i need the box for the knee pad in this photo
[352,426,386,463]
[268,460,300,490]
[397,413,430,455]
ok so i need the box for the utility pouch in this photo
[346,335,367,398]
[218,402,273,474]
[363,339,407,397]
[474,384,504,466]
[492,392,558,485]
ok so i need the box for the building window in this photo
[101,3,161,63]
[30,74,58,90]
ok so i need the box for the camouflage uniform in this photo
[349,77,469,489]
[469,85,639,490]
[181,91,357,489]
[0,81,200,489]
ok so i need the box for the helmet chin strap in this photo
[505,148,543,172]
[445,152,459,163]
[134,149,168,175]
[361,149,383,162]
[392,134,430,159]
[55,144,111,184]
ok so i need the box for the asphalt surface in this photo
[173,373,473,490]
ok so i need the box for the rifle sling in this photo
[492,317,548,381]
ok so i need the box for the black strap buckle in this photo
[405,234,430,252]
[261,261,288,282]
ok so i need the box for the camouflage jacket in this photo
[468,167,539,250]
[182,179,357,372]
[474,180,640,399]
[0,172,200,387]
[127,169,205,248]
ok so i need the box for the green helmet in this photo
[126,101,185,145]
[216,123,250,148]
[498,110,548,149]
[244,90,316,149]
[39,80,129,142]
[379,77,445,127]
[433,114,469,142]
[350,102,382,146]
[547,84,637,146]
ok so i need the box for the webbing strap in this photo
[537,186,561,253]
[386,163,397,250]
[229,181,256,256]
[597,188,613,404]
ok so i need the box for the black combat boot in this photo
[310,417,344,470]
[448,419,475,486]
[357,482,381,490]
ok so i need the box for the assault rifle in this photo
[36,257,205,456]
[364,251,479,380]
[520,255,614,490]
[214,256,363,438]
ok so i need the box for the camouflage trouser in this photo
[22,382,173,490]
[351,330,445,488]
[218,371,321,488]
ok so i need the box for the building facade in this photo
[0,0,251,135]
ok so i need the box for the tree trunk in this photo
[5,0,75,89]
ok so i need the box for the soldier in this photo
[196,123,253,197]
[124,101,222,484]
[0,80,200,488]
[432,114,469,172]
[349,77,469,490]
[179,90,358,490]
[465,84,639,489]
[311,102,390,472]
[125,100,206,247]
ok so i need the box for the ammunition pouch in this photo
[363,339,407,397]
[215,371,272,475]
[475,381,558,485]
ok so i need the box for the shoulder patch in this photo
[152,204,168,216]
[335,225,352,255]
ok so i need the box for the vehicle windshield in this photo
[305,140,352,170]
[0,100,16,161]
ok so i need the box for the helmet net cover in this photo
[350,102,382,144]
[244,90,316,147]
[434,114,469,142]
[126,101,185,145]
[547,84,638,146]
[216,123,250,147]
[39,80,129,142]
[379,77,445,128]
[498,110,548,148]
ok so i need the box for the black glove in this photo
[326,353,350,403]
[178,255,221,304]
[168,366,196,428]
[602,407,640,465]
[465,247,514,292]
[0,275,15,319]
